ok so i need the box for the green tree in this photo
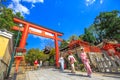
[49,48,55,57]
[82,28,96,45]
[94,10,120,42]
[59,39,69,49]
[15,12,24,19]
[49,48,55,65]
[78,34,84,40]
[0,5,24,46]
[25,48,39,65]
[25,48,49,65]
[0,7,24,30]
[68,34,79,42]
[60,35,79,49]
[0,7,14,30]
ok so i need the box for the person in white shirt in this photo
[59,54,64,72]
[39,60,42,69]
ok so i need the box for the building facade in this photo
[0,29,13,80]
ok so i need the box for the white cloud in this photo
[23,0,44,9]
[33,35,47,40]
[100,0,103,4]
[12,0,20,3]
[8,0,44,16]
[85,0,96,6]
[32,35,54,42]
[31,4,35,9]
[22,0,44,3]
[8,0,29,15]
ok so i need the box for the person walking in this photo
[68,50,76,73]
[78,48,92,78]
[39,60,42,69]
[59,54,64,72]
[34,59,38,70]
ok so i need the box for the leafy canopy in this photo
[94,10,120,42]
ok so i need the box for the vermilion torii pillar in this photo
[13,17,63,71]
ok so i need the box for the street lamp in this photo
[6,23,23,78]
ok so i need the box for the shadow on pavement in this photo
[5,77,13,80]
[67,73,88,77]
[62,71,71,73]
[96,72,120,79]
[103,75,120,79]
[52,69,59,71]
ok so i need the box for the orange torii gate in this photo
[13,17,63,72]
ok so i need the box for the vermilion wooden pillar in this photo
[54,33,59,68]
[19,24,29,48]
[15,24,29,72]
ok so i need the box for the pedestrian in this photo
[68,50,76,73]
[78,47,92,78]
[59,54,64,72]
[34,59,38,70]
[39,60,42,69]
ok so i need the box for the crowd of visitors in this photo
[33,47,92,78]
[58,47,92,78]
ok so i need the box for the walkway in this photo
[25,68,120,80]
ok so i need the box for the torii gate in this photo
[13,17,63,71]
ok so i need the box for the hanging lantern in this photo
[43,46,50,54]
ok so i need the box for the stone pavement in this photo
[25,68,120,80]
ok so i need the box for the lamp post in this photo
[6,24,23,78]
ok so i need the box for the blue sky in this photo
[4,0,120,50]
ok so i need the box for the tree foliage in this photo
[0,5,24,46]
[94,10,120,42]
[78,34,84,40]
[25,48,56,65]
[25,48,50,65]
[68,34,79,42]
[48,48,55,65]
[0,7,14,30]
[0,6,23,30]
[59,39,69,49]
[82,28,96,45]
[49,48,55,57]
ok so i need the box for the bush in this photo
[79,64,85,72]
[49,58,55,66]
